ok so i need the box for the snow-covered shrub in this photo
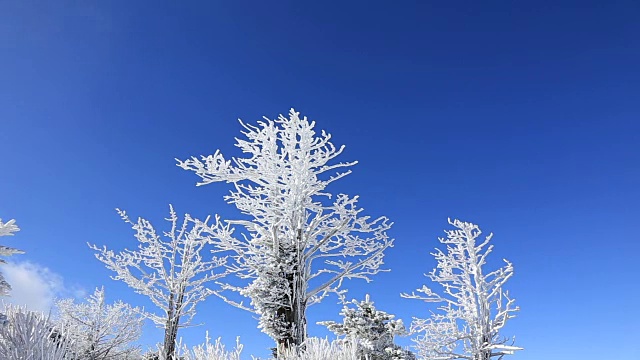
[0,304,72,360]
[276,337,359,360]
[319,295,414,360]
[179,334,243,360]
[145,333,243,360]
[55,287,143,360]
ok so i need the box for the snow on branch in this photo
[0,218,23,297]
[0,218,19,237]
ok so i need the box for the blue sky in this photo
[1,1,639,358]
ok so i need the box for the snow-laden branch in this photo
[0,218,23,297]
[401,219,521,360]
[177,109,393,354]
[0,218,19,238]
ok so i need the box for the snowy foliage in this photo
[178,335,243,360]
[177,109,393,353]
[0,304,72,360]
[0,218,24,297]
[319,294,414,360]
[276,337,359,360]
[401,219,521,360]
[145,333,244,360]
[55,287,143,360]
[89,205,230,359]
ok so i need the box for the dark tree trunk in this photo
[275,229,307,359]
[163,315,180,360]
[162,289,185,360]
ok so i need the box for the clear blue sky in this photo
[1,1,638,359]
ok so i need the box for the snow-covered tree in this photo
[55,287,143,360]
[177,109,393,356]
[0,218,23,297]
[0,304,73,360]
[319,294,414,360]
[401,219,521,360]
[89,205,230,359]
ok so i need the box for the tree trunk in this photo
[475,334,491,360]
[163,316,180,360]
[275,271,307,358]
[162,290,184,360]
[275,229,307,358]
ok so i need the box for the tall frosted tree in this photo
[89,206,230,359]
[55,287,143,360]
[401,219,521,360]
[0,218,23,296]
[177,109,393,356]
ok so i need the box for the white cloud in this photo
[1,261,67,313]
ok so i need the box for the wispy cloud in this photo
[1,261,83,313]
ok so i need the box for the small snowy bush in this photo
[145,333,243,360]
[0,304,72,360]
[320,295,414,360]
[276,337,359,360]
[55,287,143,360]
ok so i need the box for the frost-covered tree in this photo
[319,294,414,360]
[89,206,230,359]
[0,304,73,360]
[177,109,393,356]
[55,287,143,360]
[401,219,521,360]
[0,218,23,297]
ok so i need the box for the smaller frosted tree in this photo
[89,206,231,359]
[401,219,521,360]
[319,294,414,360]
[56,287,143,360]
[0,218,23,296]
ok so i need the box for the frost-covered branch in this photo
[178,109,393,356]
[0,218,24,297]
[0,219,19,238]
[401,219,521,360]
